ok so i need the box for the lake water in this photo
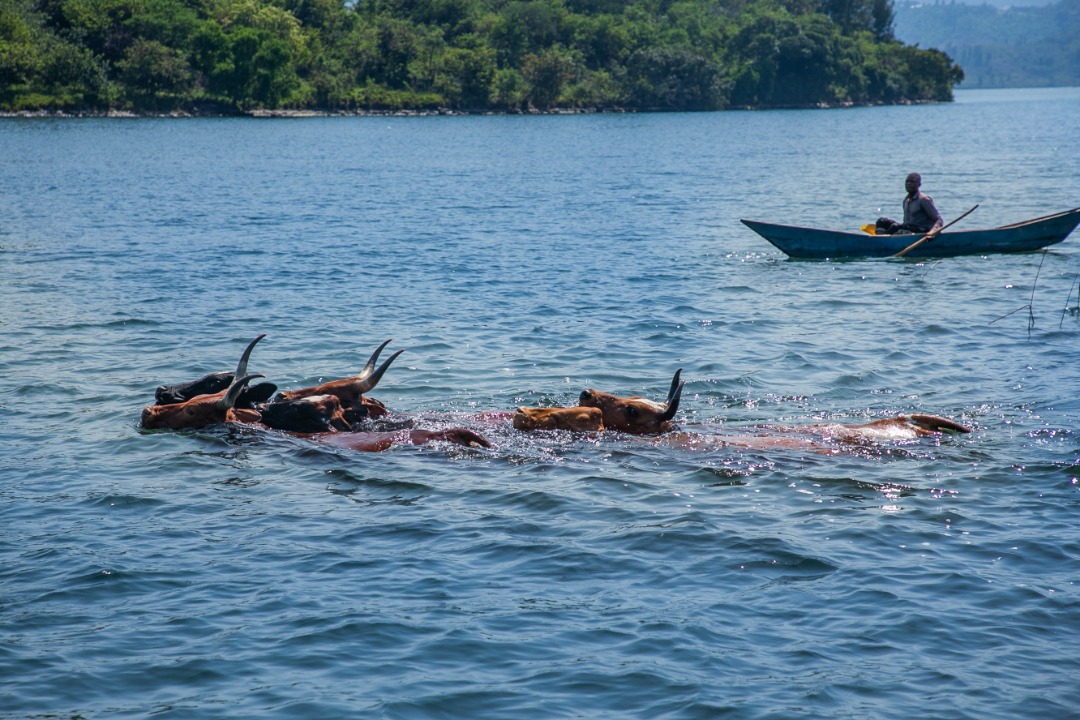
[2,87,1079,719]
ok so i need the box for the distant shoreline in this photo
[0,99,946,120]
[6,87,1068,120]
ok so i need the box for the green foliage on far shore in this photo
[0,0,964,114]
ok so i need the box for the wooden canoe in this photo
[740,207,1080,259]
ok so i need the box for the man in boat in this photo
[875,172,944,235]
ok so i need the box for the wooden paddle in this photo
[891,204,979,258]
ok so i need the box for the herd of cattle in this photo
[140,335,971,453]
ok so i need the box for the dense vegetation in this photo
[894,0,1079,89]
[0,0,963,114]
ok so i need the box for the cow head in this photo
[155,334,276,408]
[260,395,352,433]
[512,406,604,432]
[141,373,263,430]
[155,371,232,405]
[273,338,403,408]
[578,369,684,434]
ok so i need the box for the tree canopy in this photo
[0,0,964,113]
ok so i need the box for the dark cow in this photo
[154,334,277,408]
[260,394,353,433]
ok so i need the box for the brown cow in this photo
[141,373,263,430]
[578,369,685,434]
[272,338,403,414]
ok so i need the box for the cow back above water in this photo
[512,406,604,432]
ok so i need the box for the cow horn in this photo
[659,369,684,422]
[220,373,264,409]
[234,334,267,380]
[666,368,683,405]
[354,339,405,394]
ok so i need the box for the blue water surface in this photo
[2,88,1080,719]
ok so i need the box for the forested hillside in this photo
[0,0,964,114]
[894,0,1079,88]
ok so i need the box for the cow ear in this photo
[240,382,278,407]
[220,374,263,409]
[154,386,179,405]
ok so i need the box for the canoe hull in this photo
[741,208,1080,259]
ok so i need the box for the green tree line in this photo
[0,0,963,113]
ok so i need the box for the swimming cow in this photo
[578,369,685,434]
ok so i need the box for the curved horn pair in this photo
[354,339,405,394]
[659,368,684,422]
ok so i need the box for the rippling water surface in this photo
[3,88,1080,719]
